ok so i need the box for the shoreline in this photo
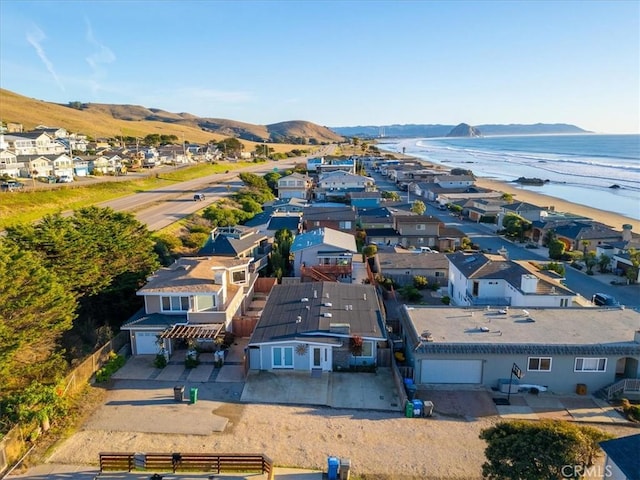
[474,178,640,233]
[391,153,639,233]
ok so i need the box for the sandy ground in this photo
[473,178,639,233]
[42,397,639,480]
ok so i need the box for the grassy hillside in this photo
[0,89,343,150]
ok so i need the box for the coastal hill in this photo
[0,89,344,145]
[332,122,589,138]
[447,123,482,137]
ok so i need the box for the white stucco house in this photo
[446,251,576,307]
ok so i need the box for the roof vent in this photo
[323,302,332,307]
[420,330,434,342]
[325,293,330,299]
[322,313,333,318]
[479,326,490,332]
[301,298,309,302]
[313,290,318,298]
[296,316,302,324]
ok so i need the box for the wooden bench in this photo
[99,452,133,472]
[98,452,274,479]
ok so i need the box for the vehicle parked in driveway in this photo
[193,193,205,201]
[58,175,74,183]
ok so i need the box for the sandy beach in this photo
[474,177,640,233]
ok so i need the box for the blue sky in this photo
[1,0,638,133]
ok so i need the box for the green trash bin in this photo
[404,400,414,418]
[189,387,198,404]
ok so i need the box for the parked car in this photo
[57,175,73,183]
[0,180,25,191]
[592,293,619,307]
[193,193,205,201]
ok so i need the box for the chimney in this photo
[622,224,633,242]
[634,330,640,344]
[521,274,539,293]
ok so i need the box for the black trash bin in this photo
[174,385,184,402]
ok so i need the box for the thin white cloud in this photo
[85,18,115,91]
[26,25,64,91]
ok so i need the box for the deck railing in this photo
[606,378,640,400]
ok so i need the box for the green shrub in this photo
[413,275,428,289]
[441,295,451,305]
[95,352,126,382]
[154,354,167,368]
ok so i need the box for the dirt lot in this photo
[31,384,640,480]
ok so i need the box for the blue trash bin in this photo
[412,399,423,417]
[327,456,339,480]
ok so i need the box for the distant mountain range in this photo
[1,89,589,145]
[331,122,590,138]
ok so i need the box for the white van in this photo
[419,247,439,253]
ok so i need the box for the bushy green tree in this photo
[584,251,597,274]
[0,242,75,395]
[480,420,613,480]
[548,238,566,260]
[410,200,426,215]
[381,191,401,201]
[413,275,428,289]
[597,254,611,273]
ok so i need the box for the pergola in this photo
[159,323,224,340]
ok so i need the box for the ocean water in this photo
[377,134,640,221]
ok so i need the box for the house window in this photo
[232,269,247,284]
[528,357,552,371]
[416,224,425,230]
[575,358,607,372]
[339,221,352,229]
[161,296,189,312]
[273,347,294,368]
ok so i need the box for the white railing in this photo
[606,378,640,400]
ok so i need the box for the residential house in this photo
[375,252,449,287]
[446,251,576,307]
[122,256,258,355]
[596,224,640,282]
[398,305,640,393]
[464,198,506,223]
[393,215,444,249]
[359,206,399,245]
[302,206,358,234]
[72,156,91,177]
[199,225,270,273]
[536,221,623,253]
[349,191,381,208]
[291,227,358,282]
[0,150,20,178]
[497,201,550,227]
[599,434,640,480]
[277,172,313,199]
[529,211,599,244]
[33,126,68,138]
[268,197,309,213]
[315,171,374,201]
[316,157,355,174]
[306,156,324,172]
[19,155,53,178]
[157,145,191,164]
[51,154,74,178]
[2,132,66,156]
[247,282,386,371]
[267,214,303,237]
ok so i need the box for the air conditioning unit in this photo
[322,313,333,318]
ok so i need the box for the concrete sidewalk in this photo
[7,464,323,479]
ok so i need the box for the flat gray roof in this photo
[402,306,640,355]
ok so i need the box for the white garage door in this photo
[135,332,160,354]
[420,359,482,384]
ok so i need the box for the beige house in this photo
[122,256,258,355]
[277,172,313,199]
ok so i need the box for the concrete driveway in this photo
[241,368,403,412]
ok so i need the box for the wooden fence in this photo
[98,452,274,479]
[0,332,129,476]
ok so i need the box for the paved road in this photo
[97,159,300,231]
